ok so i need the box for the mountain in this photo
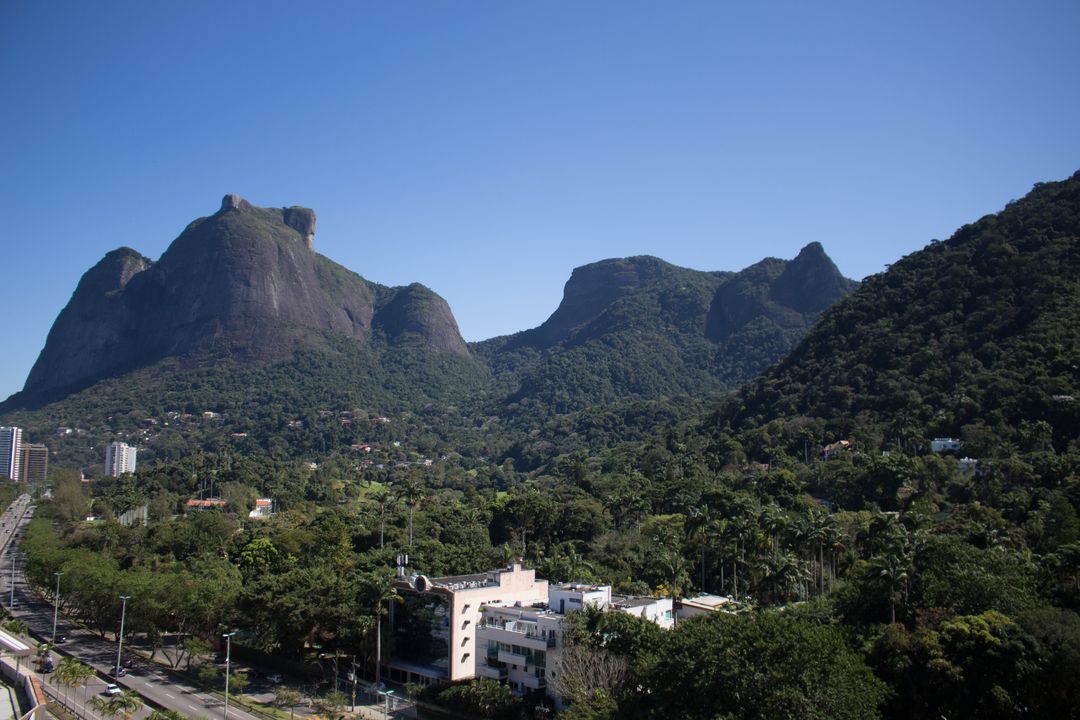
[476,246,856,415]
[708,171,1080,456]
[0,193,856,470]
[3,194,475,411]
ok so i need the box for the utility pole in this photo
[223,632,236,720]
[116,595,131,676]
[51,572,63,643]
[350,656,357,712]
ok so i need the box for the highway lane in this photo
[0,495,267,720]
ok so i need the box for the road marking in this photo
[165,692,175,698]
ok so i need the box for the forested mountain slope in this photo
[477,244,856,416]
[708,171,1080,457]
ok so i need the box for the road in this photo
[0,494,268,720]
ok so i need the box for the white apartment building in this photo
[476,581,674,705]
[0,426,22,481]
[389,563,549,685]
[104,441,137,476]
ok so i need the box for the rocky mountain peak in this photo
[768,242,856,314]
[10,196,469,408]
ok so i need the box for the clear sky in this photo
[2,1,1079,401]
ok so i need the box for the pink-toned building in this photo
[388,563,548,685]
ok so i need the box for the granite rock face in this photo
[19,195,469,403]
[283,206,316,249]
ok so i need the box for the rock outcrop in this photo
[18,195,469,404]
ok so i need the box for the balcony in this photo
[497,648,532,666]
[521,673,547,690]
[477,622,557,650]
[477,662,508,680]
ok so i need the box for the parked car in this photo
[267,673,283,684]
[104,684,122,696]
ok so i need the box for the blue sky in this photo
[2,1,1079,401]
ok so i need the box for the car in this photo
[267,673,283,684]
[104,684,122,696]
[120,656,134,669]
[56,634,67,644]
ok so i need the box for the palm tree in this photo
[870,551,911,624]
[758,503,789,552]
[368,488,397,549]
[147,711,185,720]
[89,690,143,720]
[394,479,425,548]
[752,550,810,605]
[55,656,91,707]
[657,547,692,612]
[726,513,757,601]
[358,571,402,689]
[686,505,717,593]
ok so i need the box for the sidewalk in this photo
[0,684,17,720]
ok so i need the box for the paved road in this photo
[0,495,267,720]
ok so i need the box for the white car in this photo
[104,684,122,696]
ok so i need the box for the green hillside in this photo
[709,171,1080,459]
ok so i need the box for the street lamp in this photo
[115,595,131,676]
[8,546,16,608]
[380,688,395,720]
[51,571,63,644]
[222,631,236,720]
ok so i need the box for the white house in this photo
[931,438,962,453]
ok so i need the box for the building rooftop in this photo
[554,582,608,592]
[680,594,735,611]
[611,594,665,609]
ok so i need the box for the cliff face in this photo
[19,195,470,404]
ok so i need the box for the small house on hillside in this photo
[931,438,962,453]
[822,440,851,460]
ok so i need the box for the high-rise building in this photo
[0,426,22,481]
[18,444,48,484]
[104,441,137,476]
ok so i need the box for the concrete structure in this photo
[17,444,47,484]
[931,438,962,453]
[249,498,273,519]
[389,563,549,685]
[104,441,137,476]
[477,581,675,704]
[677,594,736,620]
[477,601,561,696]
[0,427,22,481]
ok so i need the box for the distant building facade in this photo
[104,441,137,476]
[931,438,962,453]
[249,498,273,519]
[0,426,23,480]
[18,443,48,484]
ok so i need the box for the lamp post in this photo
[51,571,63,644]
[350,656,357,712]
[115,595,131,676]
[223,631,236,720]
[381,689,395,720]
[9,546,15,608]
